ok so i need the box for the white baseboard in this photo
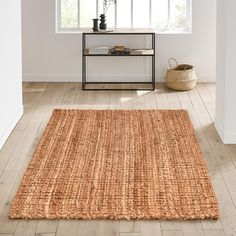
[23,74,216,83]
[197,77,216,83]
[23,75,81,82]
[156,76,215,83]
[215,120,236,144]
[23,75,153,82]
[0,106,24,150]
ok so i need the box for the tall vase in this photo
[99,14,107,30]
[92,18,99,31]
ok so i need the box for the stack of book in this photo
[111,45,130,55]
[111,48,130,56]
[131,49,154,55]
[88,47,110,55]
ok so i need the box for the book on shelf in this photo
[88,47,110,55]
[111,48,130,55]
[131,49,154,55]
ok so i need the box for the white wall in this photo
[215,0,236,144]
[0,0,23,149]
[22,0,216,82]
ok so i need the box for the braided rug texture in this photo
[10,109,219,220]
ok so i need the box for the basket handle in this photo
[168,58,179,69]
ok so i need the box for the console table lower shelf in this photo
[83,81,155,91]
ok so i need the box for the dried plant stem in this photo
[103,0,117,14]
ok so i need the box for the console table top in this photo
[83,29,155,35]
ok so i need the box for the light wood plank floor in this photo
[0,82,236,236]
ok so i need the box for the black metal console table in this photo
[82,30,156,91]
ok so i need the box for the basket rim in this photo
[167,68,194,72]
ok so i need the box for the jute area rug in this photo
[10,109,219,220]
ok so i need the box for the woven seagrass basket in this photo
[165,58,197,91]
